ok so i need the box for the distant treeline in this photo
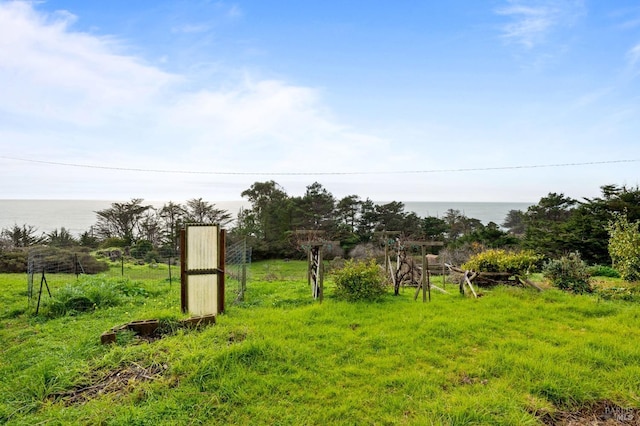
[1,182,639,270]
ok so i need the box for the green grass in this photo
[1,260,639,425]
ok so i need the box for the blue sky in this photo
[0,0,639,202]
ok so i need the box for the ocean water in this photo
[0,200,533,236]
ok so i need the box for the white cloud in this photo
[495,0,585,48]
[628,43,640,66]
[0,1,398,199]
[0,1,177,126]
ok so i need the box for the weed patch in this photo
[44,275,154,317]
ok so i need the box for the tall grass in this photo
[0,261,639,424]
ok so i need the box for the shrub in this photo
[333,259,387,302]
[543,252,591,294]
[0,249,28,273]
[100,237,129,248]
[131,240,154,259]
[1,247,108,274]
[462,249,541,275]
[587,265,620,278]
[607,213,640,281]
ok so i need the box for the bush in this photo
[131,240,154,259]
[462,249,541,275]
[100,237,129,248]
[144,250,163,264]
[587,265,620,278]
[0,247,108,274]
[0,249,28,273]
[607,213,640,281]
[333,259,387,302]
[543,252,591,294]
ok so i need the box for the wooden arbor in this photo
[404,240,445,301]
[293,230,328,301]
[379,233,446,301]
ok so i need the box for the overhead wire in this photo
[0,155,637,176]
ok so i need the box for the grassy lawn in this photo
[1,260,639,425]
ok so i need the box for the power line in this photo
[0,155,638,176]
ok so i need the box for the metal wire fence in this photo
[26,240,252,298]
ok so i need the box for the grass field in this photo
[1,260,639,425]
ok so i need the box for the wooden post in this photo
[218,229,226,314]
[442,263,445,288]
[242,238,247,296]
[421,244,427,302]
[307,247,312,287]
[374,231,401,274]
[384,241,389,274]
[464,271,478,298]
[180,229,187,313]
[318,248,324,302]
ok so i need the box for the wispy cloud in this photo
[0,1,396,198]
[226,4,242,19]
[495,0,585,48]
[628,43,640,67]
[215,2,243,19]
[171,23,211,34]
[619,17,640,30]
[608,6,640,30]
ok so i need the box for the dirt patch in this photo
[101,315,216,345]
[50,363,168,405]
[536,401,640,425]
[227,329,247,344]
[458,374,488,386]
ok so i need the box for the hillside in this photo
[1,260,639,425]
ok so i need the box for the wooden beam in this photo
[403,240,445,247]
[464,272,478,298]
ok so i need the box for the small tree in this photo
[607,213,640,281]
[47,227,78,248]
[94,199,152,245]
